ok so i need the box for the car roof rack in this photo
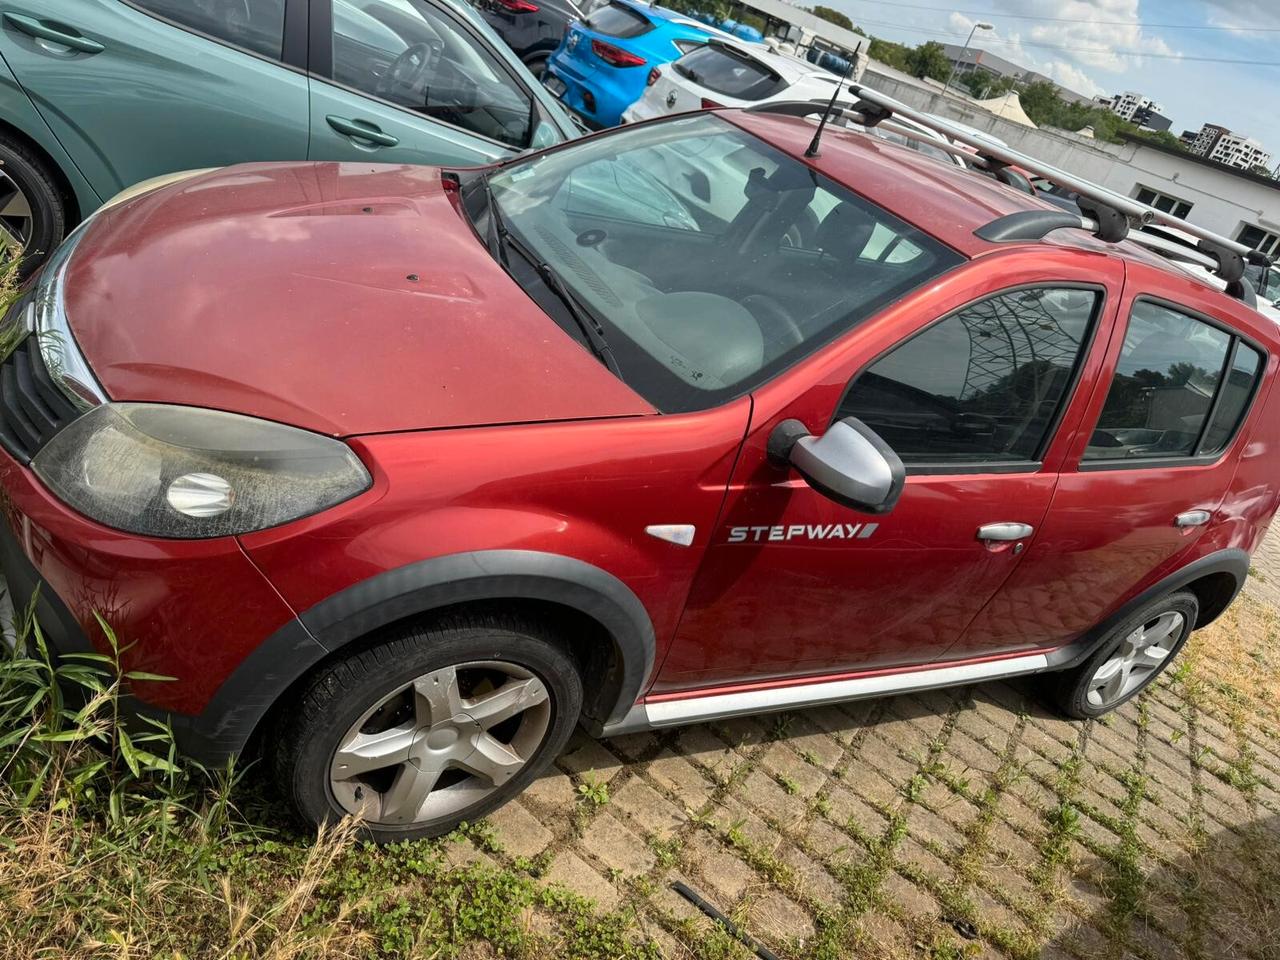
[750,84,1271,304]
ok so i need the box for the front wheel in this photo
[1047,590,1198,719]
[0,135,67,274]
[272,613,583,842]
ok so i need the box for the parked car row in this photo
[0,0,579,266]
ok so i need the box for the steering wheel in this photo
[376,42,439,105]
[742,293,805,350]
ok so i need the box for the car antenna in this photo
[805,64,853,159]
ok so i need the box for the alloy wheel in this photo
[1085,610,1184,709]
[0,169,34,249]
[329,660,552,825]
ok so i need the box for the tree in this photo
[960,71,1015,100]
[906,41,951,82]
[1248,163,1274,177]
[867,36,912,72]
[809,5,853,30]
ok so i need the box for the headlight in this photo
[32,404,371,538]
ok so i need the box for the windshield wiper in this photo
[481,177,509,269]
[535,261,623,378]
[476,174,621,377]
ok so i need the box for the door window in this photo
[128,0,287,58]
[331,0,533,148]
[672,46,786,101]
[1084,301,1263,462]
[838,287,1100,466]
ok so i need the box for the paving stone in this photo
[676,725,738,782]
[613,776,687,839]
[581,812,657,877]
[487,799,553,858]
[646,747,716,808]
[895,836,959,887]
[736,768,800,819]
[560,735,625,783]
[778,845,844,907]
[946,730,1004,776]
[685,832,759,903]
[825,781,891,838]
[543,850,620,911]
[782,723,846,770]
[605,730,660,761]
[523,767,578,808]
[749,889,814,943]
[803,816,864,870]
[879,866,941,920]
[759,743,827,798]
[713,795,783,850]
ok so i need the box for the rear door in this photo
[309,0,546,167]
[955,265,1269,659]
[0,0,310,197]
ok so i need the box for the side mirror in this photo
[1271,298,1280,309]
[768,417,905,514]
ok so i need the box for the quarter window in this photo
[331,0,533,148]
[129,0,286,58]
[1238,224,1280,259]
[1083,301,1261,462]
[839,288,1099,466]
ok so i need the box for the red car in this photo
[2,95,1277,841]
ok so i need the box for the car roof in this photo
[720,110,1280,338]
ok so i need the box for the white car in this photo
[1137,223,1280,324]
[623,40,965,170]
[622,39,843,122]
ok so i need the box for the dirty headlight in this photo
[32,404,371,538]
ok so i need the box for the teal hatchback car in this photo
[0,0,578,265]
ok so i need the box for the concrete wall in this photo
[863,66,1280,245]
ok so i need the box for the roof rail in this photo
[750,86,1273,303]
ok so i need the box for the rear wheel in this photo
[524,53,549,80]
[1047,591,1198,719]
[272,613,583,842]
[0,134,67,272]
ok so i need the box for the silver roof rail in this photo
[750,85,1271,301]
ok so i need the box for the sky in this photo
[825,0,1280,161]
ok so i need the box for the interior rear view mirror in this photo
[768,417,905,514]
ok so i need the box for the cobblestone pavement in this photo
[452,534,1280,960]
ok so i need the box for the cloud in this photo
[1200,0,1280,32]
[992,0,1180,72]
[947,11,1103,98]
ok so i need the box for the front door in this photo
[0,0,311,198]
[309,0,542,168]
[654,272,1119,694]
[954,268,1269,658]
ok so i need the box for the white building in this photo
[1207,132,1272,173]
[1096,91,1162,123]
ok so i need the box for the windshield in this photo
[483,114,961,412]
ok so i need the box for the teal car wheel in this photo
[0,134,66,273]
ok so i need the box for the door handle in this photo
[4,14,104,54]
[326,115,399,147]
[977,522,1034,542]
[1174,510,1211,528]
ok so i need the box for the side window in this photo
[332,0,533,148]
[839,288,1099,466]
[129,0,286,58]
[1085,301,1263,462]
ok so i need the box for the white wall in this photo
[862,67,1280,245]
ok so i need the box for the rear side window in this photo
[1083,300,1263,463]
[585,2,652,38]
[839,288,1099,467]
[128,0,286,59]
[673,46,786,101]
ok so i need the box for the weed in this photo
[778,774,800,795]
[577,775,610,808]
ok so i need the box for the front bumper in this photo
[0,444,321,762]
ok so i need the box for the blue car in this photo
[543,1,727,127]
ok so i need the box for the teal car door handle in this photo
[4,14,104,54]
[326,116,399,148]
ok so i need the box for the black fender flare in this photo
[172,550,655,764]
[1044,548,1249,672]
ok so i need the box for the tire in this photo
[272,612,583,843]
[1047,590,1198,719]
[0,135,67,275]
[524,54,548,81]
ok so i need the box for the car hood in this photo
[61,162,654,436]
